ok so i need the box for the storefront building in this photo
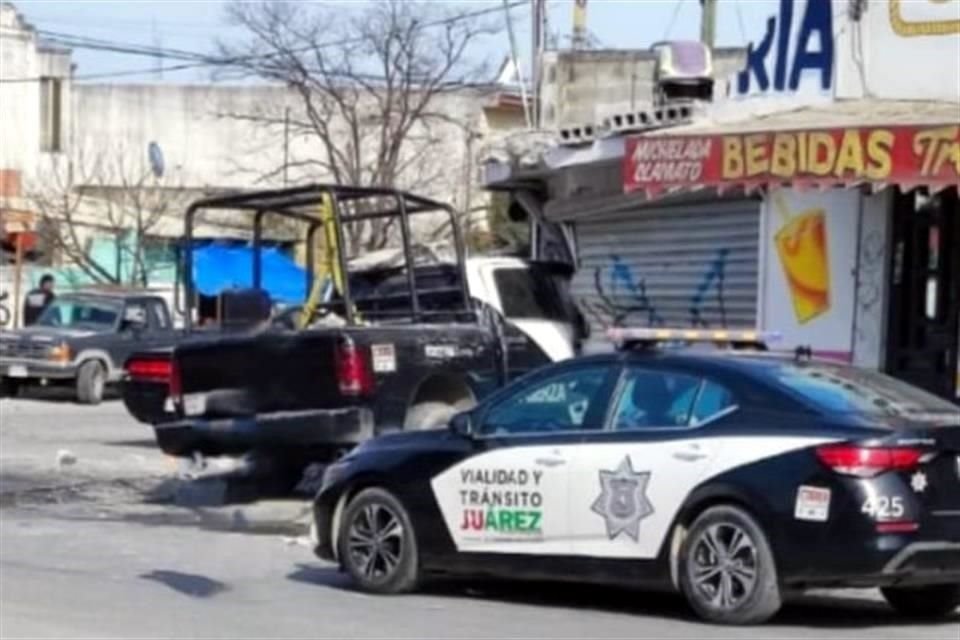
[487,0,959,401]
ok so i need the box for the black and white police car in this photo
[310,328,960,625]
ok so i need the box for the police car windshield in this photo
[35,298,121,330]
[773,363,959,424]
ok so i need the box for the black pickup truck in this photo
[0,289,179,404]
[121,185,581,476]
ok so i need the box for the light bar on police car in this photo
[606,327,782,345]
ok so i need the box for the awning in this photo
[192,245,306,304]
[623,99,960,197]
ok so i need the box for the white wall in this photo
[541,48,745,129]
[71,85,491,202]
[0,4,71,209]
[0,5,36,183]
[837,0,960,101]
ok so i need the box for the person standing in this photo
[23,274,55,326]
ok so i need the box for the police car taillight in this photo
[815,444,923,478]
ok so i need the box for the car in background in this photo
[310,328,960,625]
[0,290,178,404]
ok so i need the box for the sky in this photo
[12,0,781,84]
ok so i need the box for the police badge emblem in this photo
[591,456,654,541]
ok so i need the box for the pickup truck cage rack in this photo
[179,184,471,331]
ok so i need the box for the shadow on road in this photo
[4,386,120,403]
[287,564,355,591]
[103,438,161,449]
[140,569,230,598]
[287,566,959,629]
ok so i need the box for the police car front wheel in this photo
[679,505,782,625]
[338,488,420,595]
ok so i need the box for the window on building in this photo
[141,236,176,267]
[40,77,63,152]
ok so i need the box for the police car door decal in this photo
[430,444,571,555]
[567,436,838,559]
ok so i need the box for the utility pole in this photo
[572,0,587,50]
[531,0,545,129]
[502,0,531,129]
[700,0,717,51]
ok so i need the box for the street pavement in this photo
[1,394,958,639]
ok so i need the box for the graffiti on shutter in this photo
[573,200,760,340]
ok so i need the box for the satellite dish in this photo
[147,141,164,178]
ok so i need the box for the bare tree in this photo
[27,148,184,287]
[217,0,498,253]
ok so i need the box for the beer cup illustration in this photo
[773,192,831,324]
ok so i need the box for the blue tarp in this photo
[192,245,307,304]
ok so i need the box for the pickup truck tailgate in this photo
[174,331,342,414]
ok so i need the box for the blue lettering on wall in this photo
[773,0,794,91]
[735,0,834,96]
[790,0,834,91]
[737,16,776,94]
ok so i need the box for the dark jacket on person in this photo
[22,289,55,326]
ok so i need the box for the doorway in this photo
[886,188,959,401]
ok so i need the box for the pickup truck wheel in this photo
[404,402,458,431]
[76,360,106,405]
[338,488,420,595]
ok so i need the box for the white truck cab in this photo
[465,256,584,376]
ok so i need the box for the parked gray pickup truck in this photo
[0,289,178,404]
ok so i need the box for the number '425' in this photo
[861,496,904,519]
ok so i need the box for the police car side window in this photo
[612,369,701,430]
[481,366,609,436]
[690,380,736,426]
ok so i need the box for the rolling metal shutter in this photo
[572,198,760,347]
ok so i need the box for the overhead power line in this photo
[663,0,685,41]
[0,2,526,84]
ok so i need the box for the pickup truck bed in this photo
[123,322,503,460]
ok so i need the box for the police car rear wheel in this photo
[881,584,960,619]
[679,505,782,625]
[338,488,419,595]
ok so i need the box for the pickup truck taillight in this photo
[336,340,374,397]
[127,358,172,383]
[127,357,181,398]
[168,358,182,399]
